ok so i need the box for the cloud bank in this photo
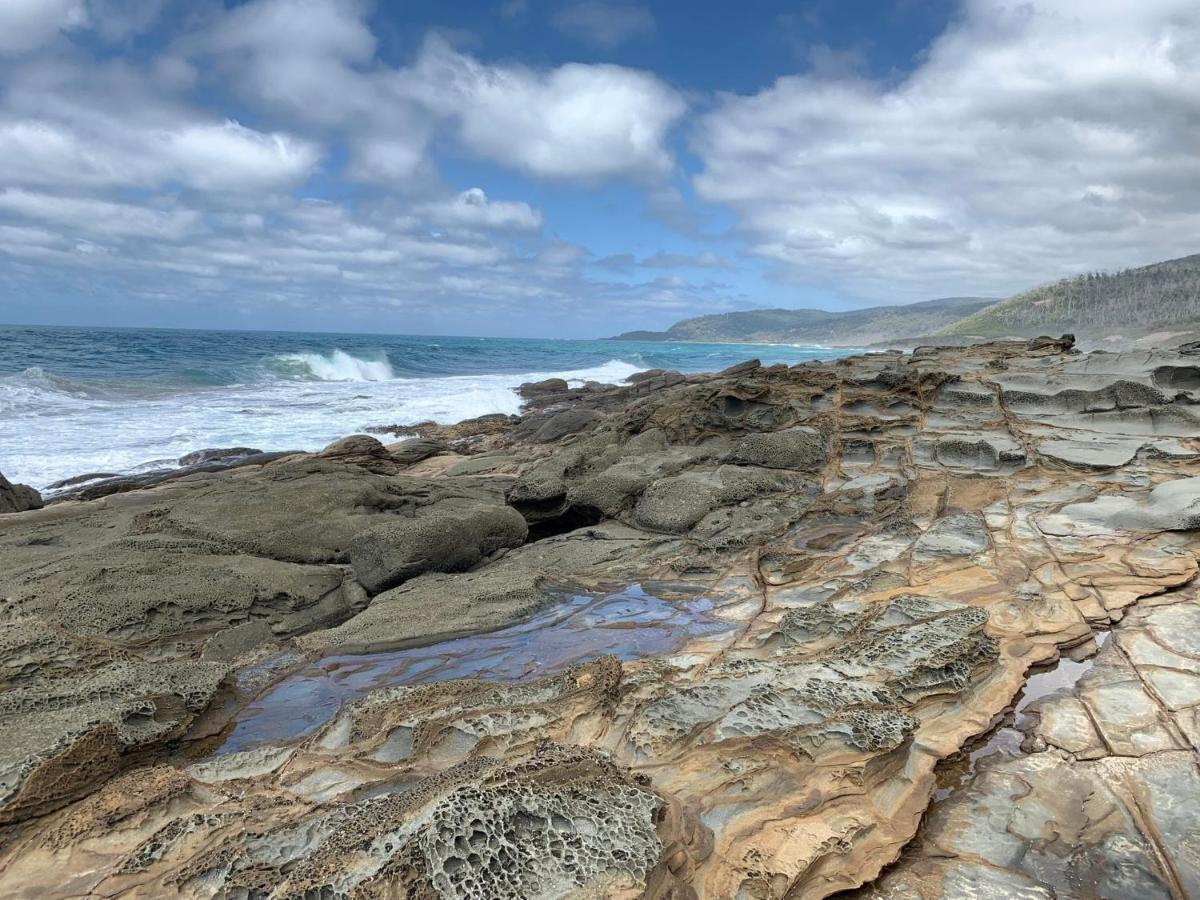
[694,0,1200,300]
[1,0,1199,332]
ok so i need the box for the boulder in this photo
[317,434,399,474]
[389,437,450,464]
[634,466,798,534]
[178,447,262,466]
[526,408,599,442]
[719,358,761,376]
[0,471,41,514]
[730,426,827,471]
[349,504,529,594]
[518,377,569,400]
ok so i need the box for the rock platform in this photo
[1,336,1199,898]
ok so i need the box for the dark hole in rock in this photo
[1152,365,1200,391]
[524,504,603,542]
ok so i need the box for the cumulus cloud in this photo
[0,0,707,333]
[0,0,88,55]
[0,116,321,193]
[411,36,684,181]
[421,189,544,232]
[0,189,201,240]
[186,5,686,186]
[551,1,656,48]
[0,0,169,54]
[694,0,1200,301]
[0,48,322,194]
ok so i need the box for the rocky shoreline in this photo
[2,335,1199,898]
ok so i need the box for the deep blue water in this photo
[0,325,851,489]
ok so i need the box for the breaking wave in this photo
[266,350,396,382]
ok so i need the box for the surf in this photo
[266,350,396,382]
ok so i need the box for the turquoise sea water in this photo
[0,325,852,490]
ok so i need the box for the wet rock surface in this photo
[2,335,1200,898]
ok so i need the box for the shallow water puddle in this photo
[932,631,1110,801]
[216,584,734,754]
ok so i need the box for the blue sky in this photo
[1,0,1199,337]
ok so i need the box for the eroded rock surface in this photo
[3,336,1200,898]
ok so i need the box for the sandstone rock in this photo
[912,512,991,567]
[317,433,400,473]
[513,407,598,442]
[634,465,799,533]
[719,358,761,376]
[388,436,450,464]
[348,503,529,594]
[6,336,1200,898]
[1055,475,1200,532]
[730,425,828,470]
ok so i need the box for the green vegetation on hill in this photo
[940,254,1200,338]
[611,296,996,346]
[614,253,1200,349]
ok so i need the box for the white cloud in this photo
[0,189,201,240]
[0,117,321,192]
[0,0,726,333]
[0,48,322,194]
[0,0,87,55]
[160,121,322,191]
[551,2,656,48]
[184,1,685,185]
[412,37,685,182]
[694,0,1200,301]
[192,0,377,124]
[421,189,544,232]
[0,0,166,54]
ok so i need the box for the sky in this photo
[0,0,1198,338]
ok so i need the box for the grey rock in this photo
[634,465,798,534]
[1055,476,1200,533]
[719,358,761,376]
[0,471,42,514]
[912,513,991,565]
[349,504,529,594]
[528,408,599,442]
[317,434,399,474]
[177,447,262,466]
[517,377,569,399]
[389,437,450,464]
[730,426,827,471]
[201,620,278,661]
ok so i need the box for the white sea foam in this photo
[0,358,644,491]
[269,350,396,382]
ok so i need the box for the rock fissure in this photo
[3,336,1200,898]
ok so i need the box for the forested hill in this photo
[610,296,996,346]
[939,254,1200,339]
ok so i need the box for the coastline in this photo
[0,326,847,491]
[3,336,1200,897]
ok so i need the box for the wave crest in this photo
[0,366,95,414]
[267,350,396,382]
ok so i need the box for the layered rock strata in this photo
[1,336,1199,898]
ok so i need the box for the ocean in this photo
[0,325,852,491]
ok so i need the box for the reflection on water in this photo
[932,631,1110,802]
[217,584,733,754]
